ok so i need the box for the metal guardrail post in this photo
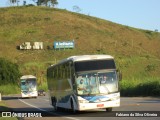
[0,93,1,101]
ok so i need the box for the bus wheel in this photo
[106,108,112,112]
[52,97,57,111]
[70,100,76,113]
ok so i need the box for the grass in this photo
[0,84,20,95]
[0,101,8,111]
[0,82,48,95]
[0,117,18,120]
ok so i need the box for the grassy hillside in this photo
[0,6,160,95]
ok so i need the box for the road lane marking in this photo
[18,98,79,120]
[18,98,49,112]
[122,104,140,106]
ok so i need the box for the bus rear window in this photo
[75,59,116,72]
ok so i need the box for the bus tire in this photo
[52,97,58,111]
[70,99,76,113]
[106,107,112,112]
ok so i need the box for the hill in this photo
[0,6,160,95]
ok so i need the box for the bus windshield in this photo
[75,59,116,72]
[76,71,118,95]
[21,79,37,92]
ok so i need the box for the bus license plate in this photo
[97,104,104,107]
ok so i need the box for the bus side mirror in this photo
[117,70,122,81]
[74,73,76,77]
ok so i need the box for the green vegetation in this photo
[0,6,160,96]
[0,58,20,95]
[0,58,21,85]
[0,84,20,95]
[120,77,160,96]
[9,0,58,7]
[0,115,18,120]
[0,101,8,111]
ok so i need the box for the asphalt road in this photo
[1,94,160,120]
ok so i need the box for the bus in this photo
[47,55,122,112]
[20,75,38,98]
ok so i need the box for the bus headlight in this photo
[79,100,89,103]
[111,96,119,101]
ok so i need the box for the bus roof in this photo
[20,75,36,79]
[66,55,114,62]
[49,55,114,67]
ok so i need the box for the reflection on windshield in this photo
[21,79,36,92]
[76,71,118,95]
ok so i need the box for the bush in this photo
[136,81,159,96]
[145,64,156,72]
[0,58,21,85]
[120,78,160,96]
[0,84,20,95]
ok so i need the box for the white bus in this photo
[47,55,122,112]
[20,75,38,98]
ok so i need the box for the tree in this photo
[155,29,158,32]
[50,0,58,7]
[73,5,82,13]
[23,1,26,6]
[0,58,21,85]
[9,0,21,6]
[9,0,17,3]
[9,0,58,7]
[32,0,58,7]
[9,0,17,5]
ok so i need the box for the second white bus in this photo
[20,75,38,98]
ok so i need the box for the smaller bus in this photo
[20,75,38,98]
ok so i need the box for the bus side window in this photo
[70,62,75,85]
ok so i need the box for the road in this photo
[1,94,160,120]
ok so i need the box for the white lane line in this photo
[18,98,79,120]
[18,98,49,112]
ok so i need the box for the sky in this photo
[0,0,160,31]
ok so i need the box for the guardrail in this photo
[0,93,1,101]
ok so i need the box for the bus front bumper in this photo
[78,99,120,111]
[21,91,38,98]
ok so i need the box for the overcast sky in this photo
[0,0,160,31]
